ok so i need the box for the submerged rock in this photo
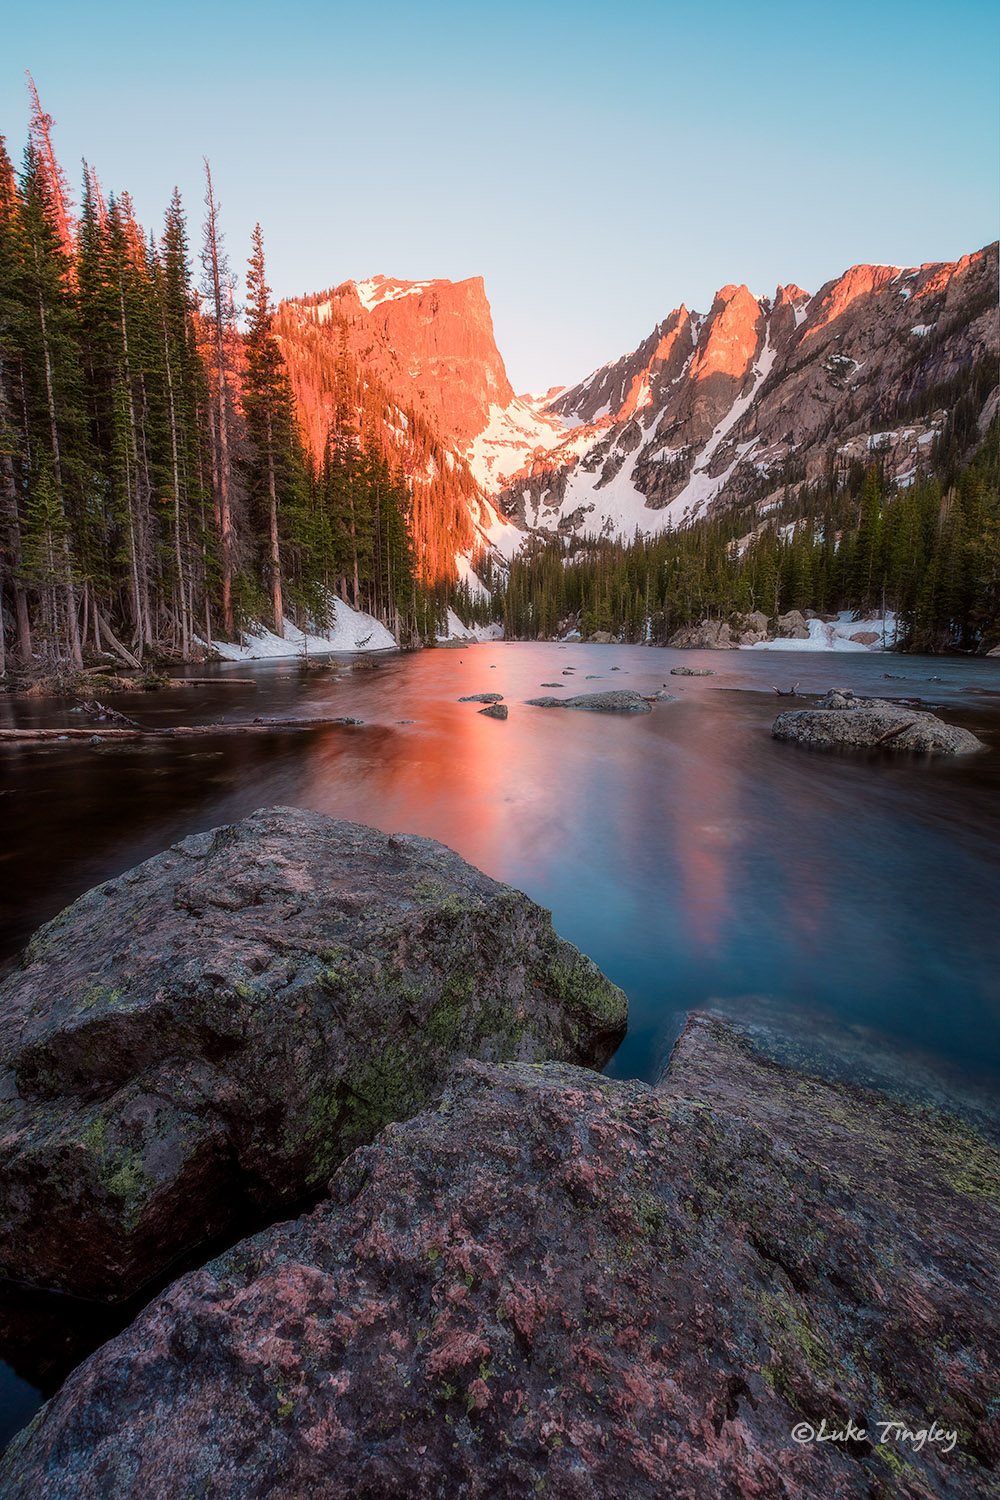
[458,693,503,703]
[525,690,651,713]
[669,666,714,676]
[0,807,625,1299]
[773,690,986,753]
[4,1013,996,1499]
[478,703,508,720]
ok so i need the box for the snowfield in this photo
[206,597,397,661]
[741,612,898,652]
[437,608,504,643]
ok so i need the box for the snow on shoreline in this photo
[741,612,898,653]
[437,608,504,644]
[205,598,397,661]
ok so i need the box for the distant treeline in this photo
[0,84,445,674]
[491,413,1000,653]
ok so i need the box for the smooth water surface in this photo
[3,643,998,1086]
[1,641,999,1439]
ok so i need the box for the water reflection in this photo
[3,644,998,1108]
[1,642,999,1443]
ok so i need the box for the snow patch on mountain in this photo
[462,396,572,491]
[659,325,777,527]
[353,276,434,312]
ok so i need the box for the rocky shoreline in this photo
[0,816,997,1497]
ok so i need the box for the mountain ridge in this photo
[273,245,998,570]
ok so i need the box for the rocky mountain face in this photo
[497,245,999,540]
[272,278,524,575]
[276,276,514,454]
[275,246,998,565]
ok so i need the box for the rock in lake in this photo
[525,690,651,713]
[669,666,714,676]
[4,1013,996,1499]
[458,693,503,703]
[773,690,986,753]
[0,807,626,1299]
[478,703,508,720]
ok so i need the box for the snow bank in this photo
[208,599,397,661]
[437,608,504,643]
[741,612,897,653]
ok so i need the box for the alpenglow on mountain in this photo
[273,246,998,578]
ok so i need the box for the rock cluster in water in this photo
[0,807,625,1299]
[524,689,652,712]
[3,1013,997,1499]
[773,689,987,753]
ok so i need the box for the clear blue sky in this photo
[3,0,997,391]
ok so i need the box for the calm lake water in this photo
[1,640,999,1440]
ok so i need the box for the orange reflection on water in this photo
[668,712,741,953]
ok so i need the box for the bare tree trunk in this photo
[36,279,82,666]
[266,409,283,635]
[0,365,33,663]
[202,162,234,635]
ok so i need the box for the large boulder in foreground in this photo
[773,689,986,753]
[4,1014,996,1499]
[0,807,625,1300]
[524,689,651,712]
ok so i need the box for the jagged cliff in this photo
[274,246,999,563]
[498,245,999,540]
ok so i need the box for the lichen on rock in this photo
[0,807,626,1299]
[2,1012,996,1498]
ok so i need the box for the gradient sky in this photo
[3,0,997,391]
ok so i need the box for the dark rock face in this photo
[524,690,651,712]
[4,1013,997,1499]
[458,694,503,703]
[773,690,986,753]
[478,703,508,720]
[0,807,626,1300]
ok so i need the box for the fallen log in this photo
[78,700,144,728]
[173,677,258,686]
[0,715,364,744]
[96,613,142,670]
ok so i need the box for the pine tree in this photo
[200,160,237,635]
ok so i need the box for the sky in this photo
[2,0,997,392]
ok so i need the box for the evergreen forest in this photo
[1,82,996,676]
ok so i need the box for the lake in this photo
[1,640,999,1440]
